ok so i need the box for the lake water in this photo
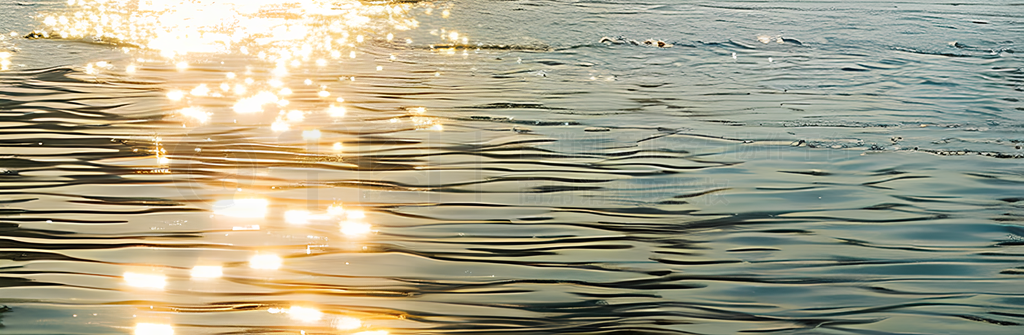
[1,0,1023,334]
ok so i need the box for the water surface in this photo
[1,0,1024,334]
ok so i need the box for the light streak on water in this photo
[178,107,210,123]
[332,316,362,330]
[124,272,167,290]
[340,221,372,237]
[213,198,269,218]
[190,266,223,279]
[353,331,388,335]
[286,306,323,323]
[302,129,321,141]
[134,323,174,335]
[249,254,282,270]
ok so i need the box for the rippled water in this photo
[2,0,1024,334]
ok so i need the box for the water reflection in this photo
[332,316,362,330]
[177,107,210,123]
[249,253,282,270]
[190,265,223,279]
[213,198,269,219]
[134,323,174,335]
[284,209,313,225]
[278,306,323,323]
[49,0,424,59]
[123,272,167,290]
[9,0,1023,333]
[1,51,13,70]
[301,129,321,141]
[353,331,388,335]
[340,220,372,237]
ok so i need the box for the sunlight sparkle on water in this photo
[354,331,389,335]
[346,210,366,220]
[135,323,174,335]
[341,221,372,236]
[333,316,362,330]
[302,129,322,140]
[179,107,210,123]
[285,210,311,224]
[328,105,346,117]
[155,142,170,165]
[191,265,223,279]
[285,110,303,122]
[0,52,11,71]
[287,306,323,322]
[190,84,210,96]
[233,91,279,114]
[166,90,184,101]
[213,198,268,218]
[328,204,345,216]
[272,119,290,132]
[250,254,282,270]
[124,272,167,290]
[49,0,420,60]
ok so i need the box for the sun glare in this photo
[48,0,421,62]
[191,265,223,279]
[135,323,174,335]
[124,272,167,290]
[250,253,283,270]
[213,198,269,218]
[287,306,323,322]
[333,316,362,330]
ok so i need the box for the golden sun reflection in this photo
[213,198,269,218]
[250,253,283,270]
[328,105,347,117]
[341,221,372,237]
[286,306,323,323]
[154,139,170,165]
[166,90,184,101]
[47,0,423,62]
[124,272,167,290]
[190,265,223,279]
[340,209,372,237]
[178,107,210,123]
[346,210,366,220]
[51,0,449,135]
[285,209,312,225]
[332,316,362,330]
[0,51,11,71]
[286,204,353,226]
[135,323,174,335]
[327,204,346,216]
[302,129,321,140]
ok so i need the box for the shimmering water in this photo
[1,0,1024,334]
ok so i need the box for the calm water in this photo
[1,0,1024,334]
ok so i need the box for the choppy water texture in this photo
[2,0,1024,334]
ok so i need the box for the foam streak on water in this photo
[0,0,1023,334]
